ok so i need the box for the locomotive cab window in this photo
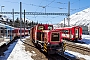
[51,33,60,41]
[38,26,44,30]
[48,25,53,30]
[63,30,69,34]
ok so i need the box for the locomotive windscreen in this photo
[38,26,44,30]
[51,33,60,41]
[48,25,53,30]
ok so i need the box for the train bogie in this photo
[47,42,64,54]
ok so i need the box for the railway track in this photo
[24,38,76,60]
[48,53,79,60]
[63,40,90,55]
[23,41,69,60]
[48,54,69,60]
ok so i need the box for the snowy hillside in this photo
[0,15,9,21]
[60,8,90,26]
[0,14,32,23]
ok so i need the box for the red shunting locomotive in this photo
[30,24,65,54]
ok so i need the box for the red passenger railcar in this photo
[55,26,82,41]
[14,28,29,38]
[30,24,65,54]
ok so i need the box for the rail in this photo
[63,40,90,56]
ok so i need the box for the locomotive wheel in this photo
[61,42,65,55]
[74,39,78,42]
[35,41,38,48]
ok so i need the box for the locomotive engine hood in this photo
[42,30,62,45]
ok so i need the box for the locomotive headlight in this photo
[48,42,51,45]
[48,42,50,44]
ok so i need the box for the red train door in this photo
[69,29,72,39]
[75,27,79,39]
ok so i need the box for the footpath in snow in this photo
[7,36,34,60]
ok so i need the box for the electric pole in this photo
[20,2,22,40]
[24,9,25,38]
[68,1,70,27]
[12,9,14,26]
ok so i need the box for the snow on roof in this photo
[5,25,14,29]
[0,23,5,27]
[14,28,29,30]
[0,23,15,29]
[55,26,81,29]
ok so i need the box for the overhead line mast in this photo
[0,1,70,26]
[20,2,22,40]
[68,1,70,27]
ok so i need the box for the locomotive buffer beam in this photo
[0,12,68,16]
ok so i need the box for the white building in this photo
[79,25,89,35]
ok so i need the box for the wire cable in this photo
[33,0,56,23]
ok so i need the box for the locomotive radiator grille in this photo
[51,32,60,42]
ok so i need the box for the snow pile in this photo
[66,50,90,60]
[82,35,90,39]
[60,8,90,26]
[75,35,90,48]
[65,35,90,60]
[7,37,34,60]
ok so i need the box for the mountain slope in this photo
[60,8,90,26]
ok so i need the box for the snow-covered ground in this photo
[1,35,90,60]
[65,50,90,60]
[75,35,90,48]
[65,35,90,60]
[7,36,34,60]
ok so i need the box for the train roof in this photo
[14,28,28,30]
[55,26,81,29]
[0,23,5,27]
[0,23,15,30]
[37,24,53,26]
[5,25,14,29]
[42,29,60,33]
